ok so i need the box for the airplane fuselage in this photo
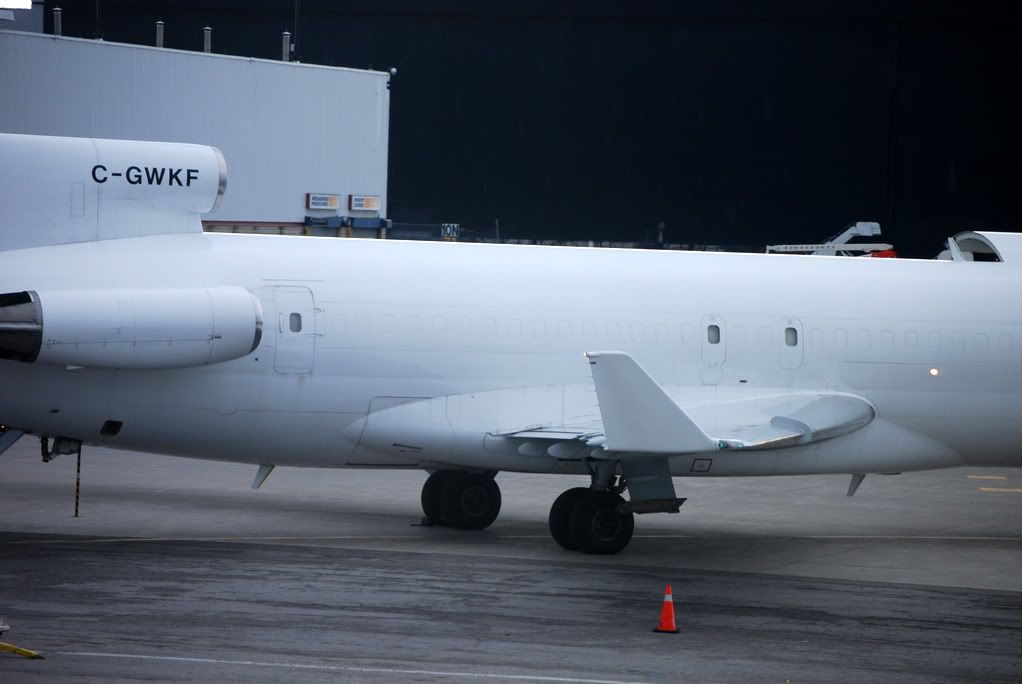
[1,232,1019,478]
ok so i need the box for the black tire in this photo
[442,472,501,530]
[569,491,634,555]
[549,487,589,550]
[421,470,453,525]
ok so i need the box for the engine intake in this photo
[0,286,262,370]
[0,291,42,362]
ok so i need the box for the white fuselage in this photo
[0,232,1019,477]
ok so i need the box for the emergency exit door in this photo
[700,315,726,385]
[273,286,316,373]
[779,318,804,369]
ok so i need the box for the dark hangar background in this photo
[43,1,1022,256]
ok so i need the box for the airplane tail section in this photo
[0,133,226,252]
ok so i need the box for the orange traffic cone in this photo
[653,584,679,633]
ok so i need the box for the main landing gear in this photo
[548,479,635,555]
[418,467,641,555]
[420,470,501,530]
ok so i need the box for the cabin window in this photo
[904,331,918,349]
[349,313,370,337]
[289,312,302,333]
[404,315,423,337]
[707,324,721,344]
[784,327,798,347]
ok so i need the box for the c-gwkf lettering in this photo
[91,165,199,187]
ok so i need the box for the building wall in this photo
[22,2,1022,255]
[0,1,43,33]
[0,30,390,225]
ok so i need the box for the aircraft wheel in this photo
[421,470,453,525]
[442,472,501,530]
[569,490,634,555]
[548,487,589,550]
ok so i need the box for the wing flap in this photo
[711,393,876,450]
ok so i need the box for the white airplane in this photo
[1,133,1019,554]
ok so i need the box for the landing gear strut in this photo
[421,470,501,530]
[549,473,635,555]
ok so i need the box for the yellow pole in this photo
[74,443,82,517]
[0,642,45,659]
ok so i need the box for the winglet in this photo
[585,352,716,454]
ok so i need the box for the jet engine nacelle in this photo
[0,286,262,370]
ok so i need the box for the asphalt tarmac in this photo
[0,439,1019,683]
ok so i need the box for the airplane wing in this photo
[352,350,876,509]
[494,351,875,459]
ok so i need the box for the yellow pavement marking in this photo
[978,487,1022,493]
[0,642,45,659]
[967,475,1008,480]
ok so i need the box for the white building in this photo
[0,29,390,235]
